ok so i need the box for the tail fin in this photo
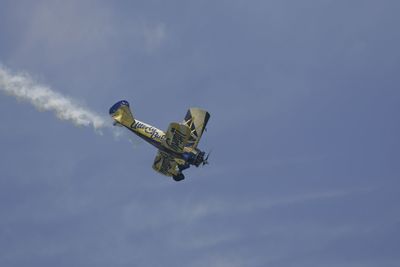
[109,100,135,127]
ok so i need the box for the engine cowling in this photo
[182,151,205,167]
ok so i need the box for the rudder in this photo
[109,100,135,127]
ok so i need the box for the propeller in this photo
[202,150,211,166]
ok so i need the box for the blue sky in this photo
[1,1,399,266]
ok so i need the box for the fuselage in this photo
[122,119,205,167]
[129,120,165,147]
[123,119,185,160]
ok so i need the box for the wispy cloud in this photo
[9,1,167,66]
[143,23,167,52]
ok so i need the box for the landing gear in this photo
[173,173,185,182]
[178,163,190,172]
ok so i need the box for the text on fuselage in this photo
[131,121,165,141]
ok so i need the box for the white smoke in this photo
[0,65,109,131]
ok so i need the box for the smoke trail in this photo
[0,65,109,130]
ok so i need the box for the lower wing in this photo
[152,150,180,177]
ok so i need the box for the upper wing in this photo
[162,122,191,153]
[152,150,179,177]
[182,108,211,148]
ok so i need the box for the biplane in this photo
[109,100,210,181]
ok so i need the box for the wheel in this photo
[173,173,185,182]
